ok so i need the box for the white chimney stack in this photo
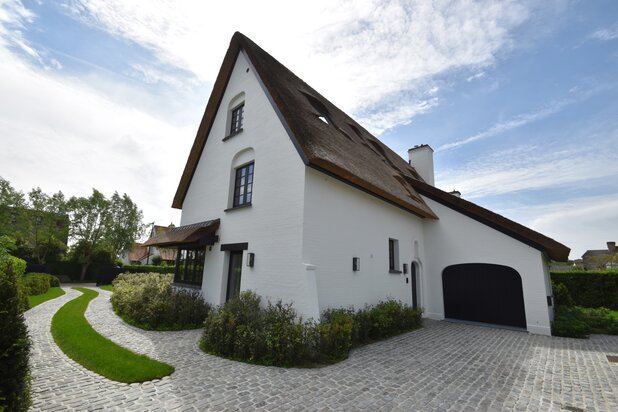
[408,144,434,186]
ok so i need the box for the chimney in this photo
[408,144,434,186]
[608,241,616,253]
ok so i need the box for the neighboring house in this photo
[145,32,570,336]
[582,242,617,270]
[121,224,177,265]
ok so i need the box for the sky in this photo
[0,0,616,259]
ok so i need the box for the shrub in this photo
[550,271,618,310]
[0,265,32,412]
[202,293,423,367]
[552,282,574,306]
[318,309,354,362]
[552,305,618,338]
[121,264,174,274]
[111,272,210,330]
[19,274,51,296]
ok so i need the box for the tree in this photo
[67,189,144,280]
[27,188,68,264]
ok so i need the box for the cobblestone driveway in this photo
[25,286,618,411]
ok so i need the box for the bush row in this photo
[111,272,210,330]
[121,265,174,275]
[19,273,60,297]
[201,291,423,367]
[551,271,618,310]
[0,237,31,412]
[552,305,618,338]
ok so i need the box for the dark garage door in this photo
[442,263,526,328]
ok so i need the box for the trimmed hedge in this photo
[551,271,618,310]
[0,265,31,411]
[201,292,423,367]
[111,272,210,330]
[121,265,174,274]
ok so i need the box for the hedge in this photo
[111,273,210,330]
[0,265,31,411]
[121,265,174,274]
[201,292,423,367]
[551,271,618,310]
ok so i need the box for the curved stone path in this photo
[25,286,618,411]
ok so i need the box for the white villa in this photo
[146,32,570,336]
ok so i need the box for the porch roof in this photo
[143,219,220,248]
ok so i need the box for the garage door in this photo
[442,263,526,328]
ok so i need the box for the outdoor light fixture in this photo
[352,257,360,272]
[403,263,408,274]
[247,252,255,267]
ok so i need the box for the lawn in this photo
[99,285,113,292]
[51,287,174,383]
[28,287,65,309]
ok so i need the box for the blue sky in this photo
[0,0,616,258]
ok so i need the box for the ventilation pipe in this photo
[408,144,434,186]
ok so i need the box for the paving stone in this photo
[25,285,618,411]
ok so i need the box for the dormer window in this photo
[230,104,244,134]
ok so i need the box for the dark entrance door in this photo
[411,263,418,309]
[442,263,526,328]
[226,251,243,301]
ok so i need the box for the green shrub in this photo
[552,282,574,306]
[0,265,32,411]
[19,274,51,296]
[318,309,354,362]
[121,264,174,274]
[202,293,423,367]
[551,271,618,310]
[111,272,210,330]
[552,305,618,338]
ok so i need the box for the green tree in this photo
[0,177,28,246]
[67,189,144,280]
[27,188,68,264]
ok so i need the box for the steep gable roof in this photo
[173,32,570,261]
[172,32,436,218]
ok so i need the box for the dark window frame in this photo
[230,103,244,135]
[233,162,254,208]
[389,239,395,271]
[174,246,206,287]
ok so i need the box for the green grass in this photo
[51,287,174,383]
[99,285,113,292]
[28,287,65,309]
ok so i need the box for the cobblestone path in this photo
[25,286,618,411]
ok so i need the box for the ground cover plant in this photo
[28,287,65,309]
[99,284,113,292]
[201,291,422,367]
[111,272,210,330]
[51,287,174,383]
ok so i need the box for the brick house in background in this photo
[582,241,617,270]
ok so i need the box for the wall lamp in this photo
[247,252,255,267]
[352,257,360,272]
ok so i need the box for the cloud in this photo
[61,0,533,134]
[499,193,618,259]
[437,99,572,151]
[590,24,618,41]
[436,125,618,199]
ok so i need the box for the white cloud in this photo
[0,3,187,225]
[436,133,618,199]
[62,0,533,134]
[591,24,618,41]
[437,99,572,151]
[499,193,618,259]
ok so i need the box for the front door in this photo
[226,251,243,301]
[411,262,418,309]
